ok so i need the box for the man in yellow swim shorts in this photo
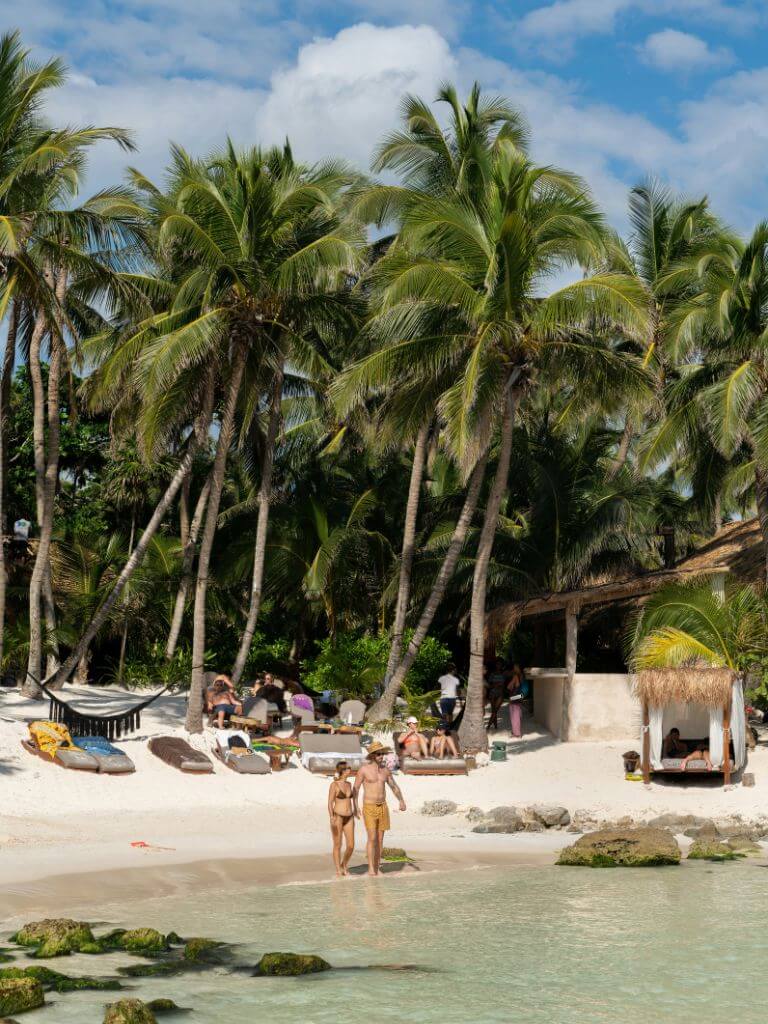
[353,741,406,876]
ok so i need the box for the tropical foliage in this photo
[3,29,768,749]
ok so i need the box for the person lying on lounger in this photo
[662,728,688,758]
[398,717,429,759]
[680,747,714,771]
[209,680,243,728]
[429,725,460,760]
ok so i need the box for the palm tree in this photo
[133,142,364,730]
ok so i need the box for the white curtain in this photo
[731,678,746,769]
[708,706,724,767]
[648,705,664,769]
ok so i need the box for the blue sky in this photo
[5,0,768,233]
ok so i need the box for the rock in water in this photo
[420,800,458,817]
[118,929,168,954]
[11,919,96,958]
[0,966,121,992]
[528,805,571,828]
[381,848,411,862]
[182,938,223,963]
[254,953,331,977]
[557,828,681,867]
[725,835,763,856]
[688,838,742,861]
[146,999,186,1014]
[0,978,45,1016]
[104,999,158,1023]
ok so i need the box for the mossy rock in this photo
[104,998,158,1024]
[0,978,45,1016]
[12,918,96,958]
[557,828,681,867]
[146,999,188,1014]
[182,938,223,963]
[119,929,168,954]
[0,965,121,993]
[165,933,184,946]
[254,953,332,977]
[688,840,743,861]
[381,848,411,863]
[117,962,184,979]
[725,835,763,856]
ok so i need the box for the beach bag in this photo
[30,720,73,757]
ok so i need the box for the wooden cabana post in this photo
[642,702,650,784]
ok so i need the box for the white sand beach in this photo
[3,689,768,896]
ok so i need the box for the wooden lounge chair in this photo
[338,700,367,726]
[148,736,214,773]
[211,729,270,774]
[394,730,468,776]
[299,733,365,774]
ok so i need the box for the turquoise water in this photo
[6,861,768,1023]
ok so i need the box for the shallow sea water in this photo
[7,860,768,1024]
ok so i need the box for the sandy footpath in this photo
[3,688,768,895]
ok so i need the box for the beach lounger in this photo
[22,720,99,772]
[148,736,214,773]
[338,700,367,726]
[73,735,135,774]
[211,729,270,774]
[299,733,365,774]
[394,731,468,776]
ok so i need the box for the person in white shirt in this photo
[437,663,461,728]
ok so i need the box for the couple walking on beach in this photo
[328,742,406,877]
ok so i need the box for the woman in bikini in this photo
[328,762,357,876]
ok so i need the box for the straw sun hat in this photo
[366,741,392,759]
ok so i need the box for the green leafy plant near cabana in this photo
[628,580,768,784]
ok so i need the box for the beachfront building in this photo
[486,518,762,744]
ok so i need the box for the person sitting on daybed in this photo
[429,724,460,760]
[662,728,688,759]
[398,717,429,759]
[209,679,243,728]
[681,746,714,771]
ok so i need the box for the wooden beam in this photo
[560,602,578,742]
[722,699,731,787]
[642,703,650,784]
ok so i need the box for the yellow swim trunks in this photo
[363,802,390,831]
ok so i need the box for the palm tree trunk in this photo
[382,421,430,688]
[165,473,211,660]
[0,297,18,673]
[231,358,285,685]
[24,314,64,698]
[607,419,633,480]
[49,389,215,688]
[368,450,488,722]
[117,511,137,681]
[186,343,248,732]
[180,473,191,547]
[459,386,517,752]
[755,466,768,585]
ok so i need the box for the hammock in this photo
[40,681,168,740]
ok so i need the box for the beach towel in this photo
[29,720,73,757]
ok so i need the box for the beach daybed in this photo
[637,668,746,786]
[22,721,99,772]
[394,731,468,776]
[148,736,214,774]
[299,733,365,774]
[211,729,270,774]
[72,735,135,774]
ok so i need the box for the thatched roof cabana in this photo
[635,667,737,709]
[486,518,763,637]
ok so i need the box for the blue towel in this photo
[74,736,125,756]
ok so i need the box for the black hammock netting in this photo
[41,682,168,740]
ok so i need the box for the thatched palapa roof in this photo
[486,518,763,636]
[634,667,736,708]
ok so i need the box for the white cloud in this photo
[639,29,734,72]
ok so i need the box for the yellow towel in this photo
[29,720,74,757]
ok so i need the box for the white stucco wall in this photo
[531,672,641,742]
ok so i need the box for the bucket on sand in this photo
[491,741,508,762]
[622,750,640,773]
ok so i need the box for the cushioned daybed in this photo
[211,729,270,774]
[22,720,99,772]
[148,736,214,773]
[299,733,365,774]
[394,731,468,776]
[73,735,135,774]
